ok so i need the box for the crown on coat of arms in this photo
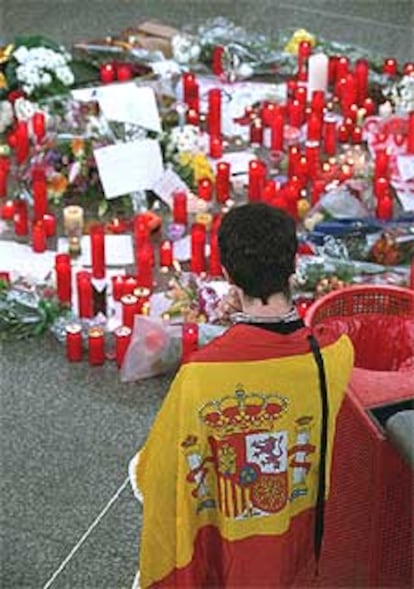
[199,385,288,437]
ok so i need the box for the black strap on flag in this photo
[307,333,329,574]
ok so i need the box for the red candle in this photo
[305,141,321,180]
[209,231,222,277]
[121,294,138,329]
[287,79,298,100]
[362,97,376,116]
[90,224,106,279]
[55,253,72,305]
[111,275,125,301]
[262,180,277,204]
[32,167,48,221]
[66,323,83,362]
[190,223,206,274]
[76,270,93,318]
[288,100,304,128]
[376,193,393,220]
[137,243,154,289]
[216,161,230,204]
[311,179,326,205]
[186,108,199,126]
[340,74,358,113]
[374,177,389,200]
[1,199,14,220]
[15,121,29,164]
[212,46,225,76]
[88,327,105,366]
[207,88,222,137]
[182,322,198,363]
[311,90,325,118]
[115,325,132,368]
[352,126,363,144]
[297,40,311,81]
[210,135,223,159]
[248,159,266,201]
[383,58,397,76]
[122,275,138,296]
[323,117,337,155]
[116,63,133,81]
[134,214,149,248]
[338,124,349,143]
[159,239,173,268]
[328,55,339,85]
[32,112,46,143]
[270,112,284,151]
[285,180,300,220]
[198,178,213,201]
[250,118,264,145]
[288,146,301,177]
[295,86,307,107]
[296,156,309,186]
[336,56,349,81]
[32,221,46,253]
[172,190,187,225]
[42,213,56,237]
[100,63,116,84]
[13,200,29,236]
[407,111,414,154]
[374,149,389,178]
[307,112,322,141]
[183,73,199,112]
[261,102,277,126]
[354,59,369,104]
[0,156,10,198]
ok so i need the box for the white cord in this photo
[42,476,130,589]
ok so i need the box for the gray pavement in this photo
[1,1,414,588]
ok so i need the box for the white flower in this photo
[40,72,52,86]
[172,34,200,65]
[13,46,30,64]
[14,97,36,121]
[0,101,14,133]
[55,66,74,86]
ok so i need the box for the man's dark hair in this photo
[218,203,297,304]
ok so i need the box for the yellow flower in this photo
[191,153,214,183]
[0,73,7,90]
[284,29,316,55]
[179,151,192,167]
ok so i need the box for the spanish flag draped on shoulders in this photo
[132,320,354,588]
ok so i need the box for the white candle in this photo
[307,53,329,100]
[63,205,84,237]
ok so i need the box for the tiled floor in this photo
[0,2,413,588]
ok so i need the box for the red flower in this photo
[7,89,26,103]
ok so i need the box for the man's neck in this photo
[241,292,293,319]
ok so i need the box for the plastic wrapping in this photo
[120,315,227,382]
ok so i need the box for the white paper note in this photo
[94,139,164,199]
[397,155,414,182]
[0,242,56,281]
[57,234,134,266]
[151,168,189,207]
[97,83,161,132]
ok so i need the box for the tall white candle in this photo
[307,53,329,100]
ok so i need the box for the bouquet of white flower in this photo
[1,36,75,102]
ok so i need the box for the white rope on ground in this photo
[42,476,130,589]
